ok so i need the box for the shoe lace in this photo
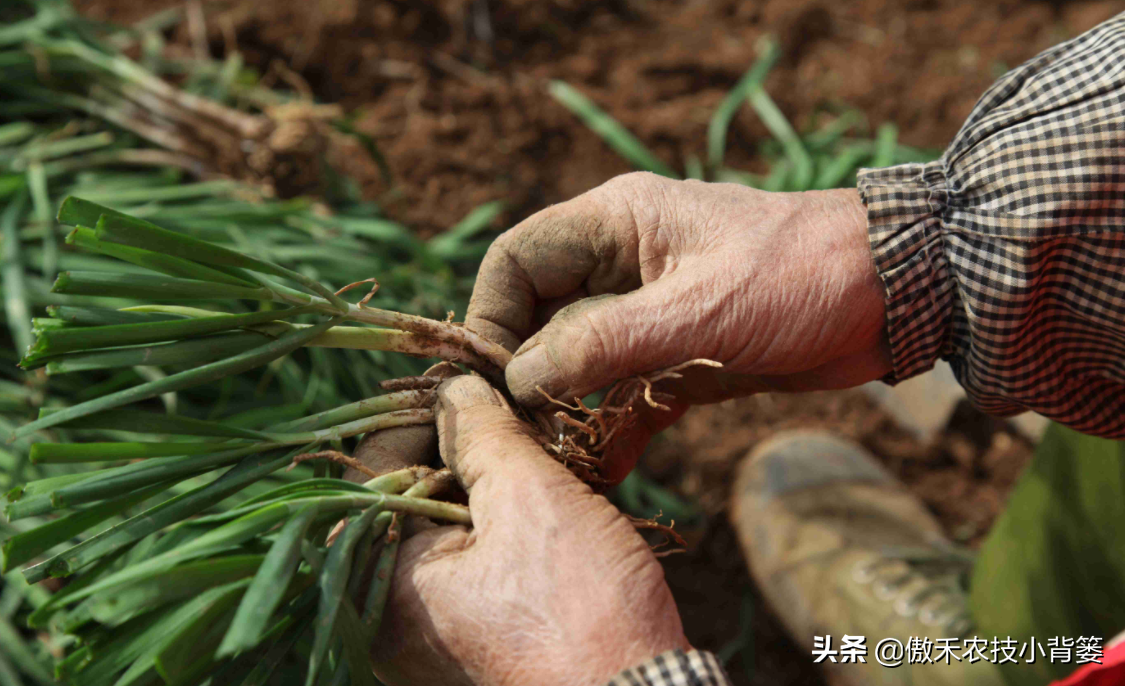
[851,545,976,635]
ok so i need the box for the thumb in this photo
[505,279,695,408]
[598,399,688,485]
[435,376,577,511]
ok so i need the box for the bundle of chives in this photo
[2,198,513,686]
[0,0,505,490]
[1,4,508,683]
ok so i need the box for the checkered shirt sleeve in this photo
[857,12,1125,438]
[604,649,730,686]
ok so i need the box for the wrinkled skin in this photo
[369,376,689,686]
[467,173,890,477]
[367,174,891,684]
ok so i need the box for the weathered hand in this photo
[368,375,689,686]
[466,172,890,475]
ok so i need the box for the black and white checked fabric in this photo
[604,649,730,686]
[858,12,1125,438]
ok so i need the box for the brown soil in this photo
[70,1,1118,683]
[76,0,1121,235]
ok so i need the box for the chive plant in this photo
[549,37,939,190]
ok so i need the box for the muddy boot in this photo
[732,431,1007,686]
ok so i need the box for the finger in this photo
[582,353,881,485]
[595,371,769,484]
[505,278,701,408]
[435,376,577,513]
[598,399,688,485]
[532,286,589,331]
[465,185,644,352]
[345,425,437,484]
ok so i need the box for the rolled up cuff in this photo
[857,161,955,384]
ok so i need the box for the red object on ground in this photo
[1051,642,1125,686]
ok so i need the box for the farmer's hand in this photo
[467,172,890,477]
[369,375,689,686]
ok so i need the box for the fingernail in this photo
[506,344,564,406]
[423,361,463,380]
